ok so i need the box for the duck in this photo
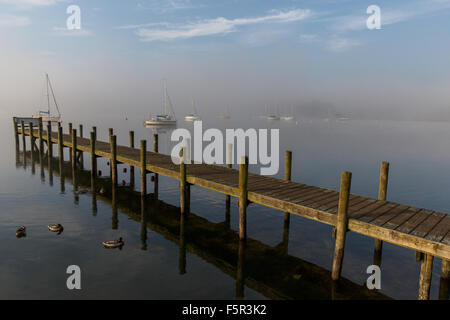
[48,224,64,234]
[16,226,26,238]
[102,237,124,249]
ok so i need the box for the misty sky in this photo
[1,0,450,120]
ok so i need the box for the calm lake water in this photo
[1,114,449,299]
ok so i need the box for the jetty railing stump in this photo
[13,117,19,154]
[38,119,43,164]
[90,131,97,189]
[21,120,26,155]
[140,140,147,198]
[418,254,434,300]
[239,156,249,241]
[29,122,34,164]
[129,131,135,189]
[46,123,53,185]
[58,125,64,174]
[153,134,159,200]
[68,123,73,163]
[110,135,117,186]
[331,171,352,281]
[71,129,77,184]
[108,128,113,177]
[374,161,389,266]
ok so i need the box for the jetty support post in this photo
[21,120,26,154]
[282,151,292,253]
[90,131,97,186]
[71,128,77,178]
[439,259,450,300]
[374,161,389,266]
[239,156,249,241]
[140,140,147,198]
[13,117,19,154]
[58,125,64,173]
[29,121,35,164]
[225,143,232,226]
[331,171,352,281]
[38,118,43,164]
[418,254,434,300]
[108,128,113,176]
[110,135,117,186]
[68,123,73,163]
[180,149,187,216]
[46,122,53,164]
[129,131,135,189]
[153,134,159,200]
[79,124,84,170]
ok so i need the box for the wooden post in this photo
[129,131,135,189]
[90,131,96,183]
[239,156,249,241]
[153,134,159,200]
[108,128,113,176]
[180,149,187,216]
[439,259,450,300]
[92,126,97,139]
[331,171,352,281]
[179,212,186,274]
[58,126,64,175]
[225,143,232,225]
[46,122,53,162]
[71,129,77,170]
[140,140,147,197]
[38,118,43,164]
[13,117,19,154]
[68,123,73,163]
[284,151,292,224]
[29,121,34,164]
[418,254,434,300]
[374,161,389,266]
[21,120,26,154]
[111,135,117,186]
[79,124,84,170]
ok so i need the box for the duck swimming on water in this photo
[48,224,64,234]
[103,237,124,249]
[16,226,26,238]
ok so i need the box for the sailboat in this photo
[33,73,61,124]
[263,104,279,120]
[184,98,200,121]
[145,80,177,126]
[218,105,231,119]
[280,105,294,120]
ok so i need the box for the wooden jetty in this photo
[13,117,450,300]
[20,151,390,299]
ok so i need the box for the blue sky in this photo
[1,0,450,119]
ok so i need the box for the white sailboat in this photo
[218,105,231,119]
[280,105,294,120]
[263,104,279,120]
[145,80,177,126]
[33,73,61,124]
[184,98,200,121]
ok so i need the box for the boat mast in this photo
[164,79,169,116]
[46,73,50,114]
[47,74,61,117]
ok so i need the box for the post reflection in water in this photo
[112,185,118,229]
[236,240,246,300]
[140,195,147,250]
[179,212,186,275]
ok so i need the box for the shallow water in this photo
[1,114,449,299]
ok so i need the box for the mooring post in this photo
[140,140,147,197]
[331,171,352,281]
[153,133,159,200]
[284,151,292,223]
[92,126,97,140]
[180,149,187,216]
[374,161,389,266]
[418,254,434,300]
[79,124,84,170]
[129,131,135,189]
[58,126,64,175]
[239,156,249,241]
[108,128,113,176]
[13,117,19,154]
[439,259,450,300]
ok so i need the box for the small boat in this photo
[48,224,64,233]
[32,73,62,124]
[218,105,231,120]
[184,98,200,121]
[145,80,177,126]
[103,237,124,249]
[262,104,279,120]
[16,226,26,238]
[281,105,294,120]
